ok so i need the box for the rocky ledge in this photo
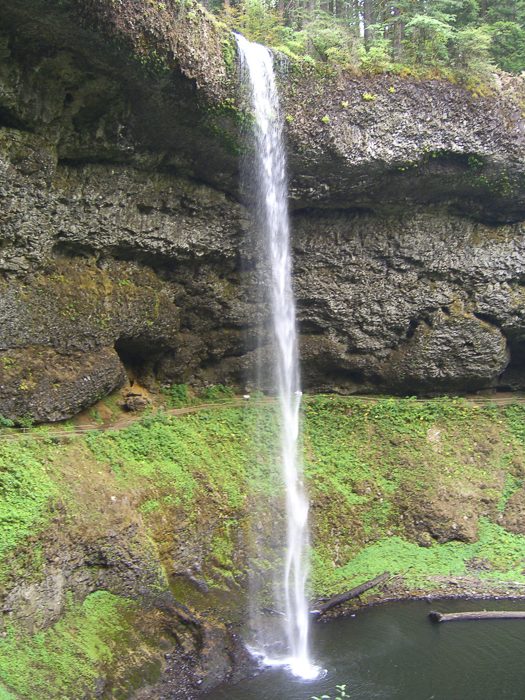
[1,0,525,421]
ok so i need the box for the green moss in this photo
[0,440,57,563]
[208,517,244,583]
[0,592,146,699]
[139,498,161,514]
[304,396,525,594]
[498,472,523,512]
[221,34,236,73]
[311,518,525,595]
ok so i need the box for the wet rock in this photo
[122,393,150,412]
[398,483,496,545]
[0,346,126,422]
[0,0,524,420]
[380,310,509,393]
[466,557,493,572]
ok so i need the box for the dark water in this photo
[205,600,525,700]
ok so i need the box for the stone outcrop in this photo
[1,0,525,422]
[284,72,525,222]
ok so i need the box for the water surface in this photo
[206,599,525,699]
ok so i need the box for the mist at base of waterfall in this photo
[205,599,525,700]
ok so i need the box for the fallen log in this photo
[430,610,525,623]
[313,572,390,618]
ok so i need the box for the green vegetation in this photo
[312,519,525,594]
[304,396,525,595]
[199,384,235,402]
[161,382,194,407]
[0,592,158,700]
[0,440,57,564]
[85,406,271,510]
[214,0,525,82]
[161,383,236,407]
[3,396,525,696]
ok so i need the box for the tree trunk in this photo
[392,5,403,59]
[314,572,390,618]
[430,610,525,623]
[363,0,374,47]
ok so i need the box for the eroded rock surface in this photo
[1,0,525,422]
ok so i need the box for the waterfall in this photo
[235,33,318,680]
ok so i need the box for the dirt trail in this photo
[2,393,525,442]
[0,397,275,441]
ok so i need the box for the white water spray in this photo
[235,34,318,680]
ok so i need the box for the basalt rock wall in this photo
[2,0,525,420]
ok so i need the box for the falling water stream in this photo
[235,34,318,680]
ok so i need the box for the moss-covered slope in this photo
[1,396,525,697]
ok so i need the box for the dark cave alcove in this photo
[499,336,525,391]
[114,336,163,386]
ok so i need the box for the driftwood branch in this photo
[314,572,390,618]
[430,610,525,623]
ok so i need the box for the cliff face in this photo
[2,9,525,695]
[1,0,525,421]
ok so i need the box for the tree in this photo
[404,13,454,66]
[451,25,494,77]
[436,0,480,26]
[489,21,525,72]
[484,0,525,25]
[216,0,525,77]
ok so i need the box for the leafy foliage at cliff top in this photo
[214,0,525,83]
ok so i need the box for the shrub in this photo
[161,384,192,408]
[16,415,34,430]
[302,12,351,61]
[359,38,394,73]
[404,14,453,67]
[199,384,235,402]
[0,415,14,428]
